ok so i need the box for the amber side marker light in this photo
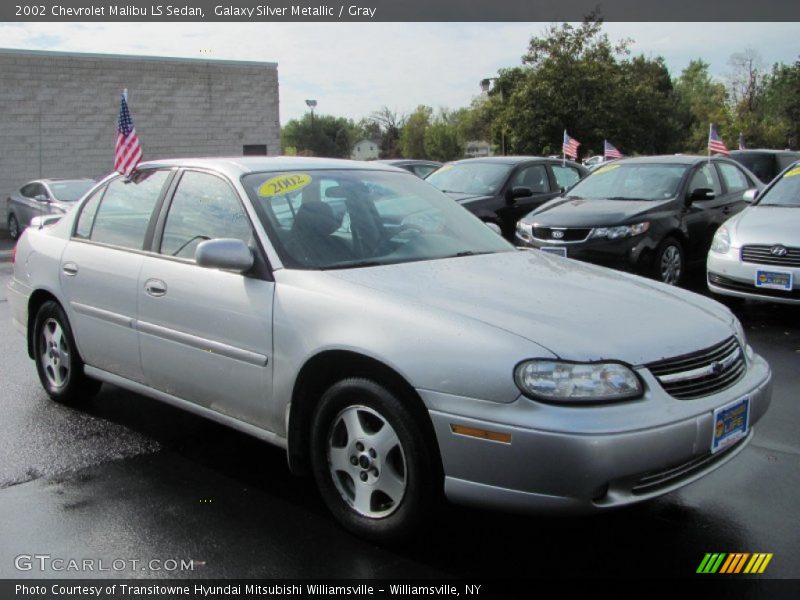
[450,424,512,444]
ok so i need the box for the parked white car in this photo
[708,161,800,304]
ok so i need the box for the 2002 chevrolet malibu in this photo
[8,157,772,542]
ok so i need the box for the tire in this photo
[310,378,438,543]
[33,301,102,405]
[653,237,684,286]
[7,213,20,241]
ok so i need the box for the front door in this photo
[137,169,274,428]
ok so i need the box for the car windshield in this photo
[565,163,688,201]
[426,162,511,196]
[243,169,513,269]
[757,165,800,207]
[48,180,94,202]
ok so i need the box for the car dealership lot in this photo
[0,261,798,580]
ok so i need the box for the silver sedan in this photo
[6,178,95,240]
[8,157,771,542]
[708,161,800,304]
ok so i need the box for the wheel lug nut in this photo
[356,442,364,452]
[350,456,358,465]
[359,472,368,482]
[369,449,376,458]
[372,468,379,477]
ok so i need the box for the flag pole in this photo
[562,129,565,167]
[123,88,128,102]
[708,123,712,164]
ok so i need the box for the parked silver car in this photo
[8,157,771,542]
[708,161,800,304]
[6,178,95,240]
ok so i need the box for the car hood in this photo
[444,191,496,205]
[324,250,735,365]
[728,205,800,246]
[527,197,670,226]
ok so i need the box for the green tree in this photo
[400,105,432,158]
[673,60,732,152]
[760,58,800,149]
[424,121,462,161]
[281,113,357,158]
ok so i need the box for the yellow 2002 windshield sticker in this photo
[783,166,800,178]
[594,164,620,175]
[258,173,312,197]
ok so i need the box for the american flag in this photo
[708,125,729,156]
[562,130,580,159]
[738,132,746,150]
[114,92,143,176]
[604,140,623,160]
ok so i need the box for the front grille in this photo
[708,272,800,300]
[646,337,745,400]
[631,437,746,495]
[741,244,800,268]
[532,226,592,242]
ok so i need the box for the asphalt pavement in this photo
[0,265,798,583]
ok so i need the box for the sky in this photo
[0,21,797,125]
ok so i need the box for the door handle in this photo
[62,262,78,276]
[144,278,167,297]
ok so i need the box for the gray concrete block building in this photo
[0,48,280,224]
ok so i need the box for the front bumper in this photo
[515,233,656,273]
[422,353,771,513]
[708,249,800,304]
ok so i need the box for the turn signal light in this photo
[450,424,512,444]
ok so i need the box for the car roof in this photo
[449,156,581,166]
[376,159,442,166]
[609,155,735,166]
[729,149,800,156]
[136,156,408,178]
[35,178,95,184]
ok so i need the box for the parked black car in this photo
[729,149,800,184]
[426,157,588,239]
[515,155,762,285]
[375,159,442,179]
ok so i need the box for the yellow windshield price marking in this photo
[783,166,800,178]
[258,173,312,197]
[594,164,620,175]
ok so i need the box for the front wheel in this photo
[33,301,102,405]
[310,378,438,543]
[653,237,684,286]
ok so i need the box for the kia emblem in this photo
[770,245,788,257]
[552,230,565,239]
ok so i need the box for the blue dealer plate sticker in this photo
[540,246,567,257]
[712,397,750,453]
[755,270,792,291]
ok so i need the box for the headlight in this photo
[711,225,730,254]
[732,316,754,363]
[514,360,643,403]
[516,220,533,241]
[590,222,650,240]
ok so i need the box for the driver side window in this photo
[160,171,253,260]
[689,164,722,196]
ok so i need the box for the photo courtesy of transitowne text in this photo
[0,0,799,599]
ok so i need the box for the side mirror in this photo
[742,188,758,203]
[506,186,533,203]
[195,238,254,273]
[688,187,715,203]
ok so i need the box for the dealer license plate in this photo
[540,246,567,257]
[711,396,750,454]
[755,270,792,291]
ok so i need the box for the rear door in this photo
[137,169,274,428]
[59,170,172,382]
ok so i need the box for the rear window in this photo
[731,153,777,184]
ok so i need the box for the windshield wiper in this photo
[605,196,649,201]
[443,251,494,259]
[321,260,385,270]
[758,203,798,207]
[564,195,583,200]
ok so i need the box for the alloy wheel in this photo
[659,245,682,285]
[39,318,71,389]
